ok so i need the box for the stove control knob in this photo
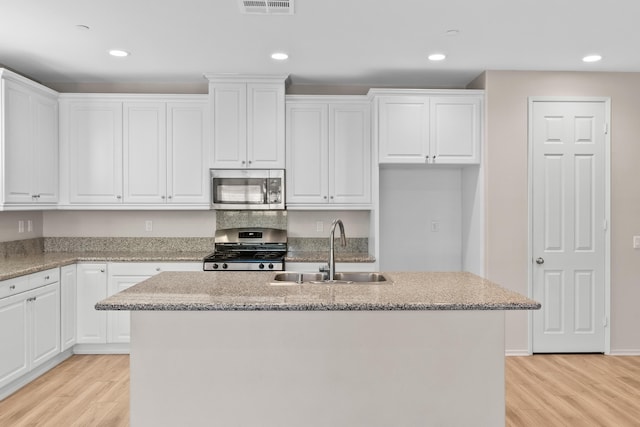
[222,263,228,269]
[212,263,219,270]
[259,263,265,269]
[268,263,274,269]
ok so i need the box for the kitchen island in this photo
[97,271,539,427]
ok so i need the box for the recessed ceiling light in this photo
[582,54,602,63]
[271,52,289,61]
[428,53,446,61]
[109,49,130,57]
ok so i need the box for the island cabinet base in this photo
[130,310,505,427]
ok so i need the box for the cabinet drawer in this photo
[28,268,60,288]
[0,275,30,299]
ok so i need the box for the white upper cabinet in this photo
[373,90,483,165]
[60,94,209,208]
[0,69,59,210]
[286,96,371,209]
[378,96,429,163]
[206,75,287,169]
[63,99,124,204]
[430,97,481,164]
[166,101,209,204]
[124,102,167,204]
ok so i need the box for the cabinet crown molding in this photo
[367,88,484,99]
[203,73,289,85]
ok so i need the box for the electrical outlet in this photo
[634,235,640,249]
[316,221,323,232]
[27,220,33,232]
[430,221,440,232]
[18,220,24,233]
[145,220,153,232]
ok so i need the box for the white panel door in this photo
[123,102,167,204]
[167,101,208,204]
[4,80,33,203]
[430,97,481,164]
[33,93,59,203]
[76,263,108,344]
[286,103,328,204]
[531,100,607,353]
[378,96,429,163]
[247,83,285,168]
[210,83,247,168]
[30,282,61,368]
[0,293,29,388]
[330,103,371,204]
[68,101,123,204]
[108,275,151,343]
[60,264,77,351]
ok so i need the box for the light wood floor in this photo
[1,354,639,426]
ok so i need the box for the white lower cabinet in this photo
[76,263,108,344]
[60,264,77,351]
[0,269,60,390]
[0,283,29,389]
[77,262,201,349]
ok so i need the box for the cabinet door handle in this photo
[241,160,246,165]
[100,269,105,273]
[9,285,16,290]
[161,195,166,199]
[248,160,252,165]
[116,195,122,200]
[323,196,328,200]
[330,196,334,200]
[44,275,50,280]
[156,267,161,272]
[168,195,172,200]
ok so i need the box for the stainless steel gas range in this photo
[203,228,287,271]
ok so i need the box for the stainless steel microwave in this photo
[210,169,285,210]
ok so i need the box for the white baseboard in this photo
[505,350,531,357]
[608,349,640,356]
[73,343,130,354]
[0,349,73,401]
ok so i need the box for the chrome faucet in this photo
[327,219,346,281]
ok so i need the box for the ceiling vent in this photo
[239,0,294,15]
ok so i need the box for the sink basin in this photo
[270,271,390,285]
[332,272,388,282]
[271,272,327,283]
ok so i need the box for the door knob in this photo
[535,257,545,265]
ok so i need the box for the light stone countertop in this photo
[0,252,209,282]
[95,271,541,311]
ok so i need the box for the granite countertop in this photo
[285,251,375,263]
[95,271,541,311]
[0,251,209,282]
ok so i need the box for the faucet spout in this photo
[328,219,346,281]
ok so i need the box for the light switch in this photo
[634,235,640,249]
[18,220,24,233]
[145,220,153,232]
[316,221,323,233]
[430,221,440,232]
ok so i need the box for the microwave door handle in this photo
[264,180,268,204]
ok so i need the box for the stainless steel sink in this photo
[332,272,388,283]
[270,271,390,285]
[271,272,327,283]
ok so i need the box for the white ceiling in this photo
[1,0,639,89]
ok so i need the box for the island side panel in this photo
[130,310,505,427]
